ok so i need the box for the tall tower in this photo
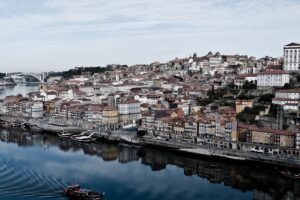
[276,105,284,130]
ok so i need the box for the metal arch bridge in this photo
[6,72,48,83]
[25,72,47,82]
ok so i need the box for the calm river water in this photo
[0,85,299,200]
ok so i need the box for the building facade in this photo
[272,89,300,111]
[257,70,290,88]
[283,43,300,72]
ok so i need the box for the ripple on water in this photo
[0,162,67,199]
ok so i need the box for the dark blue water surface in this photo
[0,129,299,200]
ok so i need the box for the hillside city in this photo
[1,42,300,165]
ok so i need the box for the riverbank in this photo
[1,115,300,169]
[139,137,300,169]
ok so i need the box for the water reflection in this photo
[0,129,140,163]
[0,84,39,98]
[0,129,300,200]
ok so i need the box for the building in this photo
[234,74,257,89]
[196,114,238,147]
[118,99,141,115]
[296,133,300,149]
[243,125,295,148]
[272,89,300,111]
[209,52,222,68]
[257,70,290,88]
[118,99,141,123]
[102,106,119,130]
[235,99,254,114]
[84,105,103,122]
[283,43,300,72]
[31,101,44,118]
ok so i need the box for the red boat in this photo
[63,185,104,200]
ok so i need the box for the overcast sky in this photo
[0,0,300,72]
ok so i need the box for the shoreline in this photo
[139,137,300,169]
[1,115,300,169]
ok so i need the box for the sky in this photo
[0,0,300,72]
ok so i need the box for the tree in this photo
[242,81,257,90]
[197,98,213,106]
[236,106,266,124]
[282,83,294,89]
[259,94,275,103]
[0,73,5,79]
[193,53,197,59]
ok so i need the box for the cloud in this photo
[0,0,300,72]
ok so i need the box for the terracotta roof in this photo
[236,74,257,79]
[284,103,298,106]
[259,70,289,75]
[103,106,117,111]
[272,98,299,101]
[238,124,295,136]
[276,89,300,93]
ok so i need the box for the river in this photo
[0,84,39,98]
[0,85,299,200]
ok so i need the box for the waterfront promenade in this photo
[140,137,300,168]
[2,114,300,168]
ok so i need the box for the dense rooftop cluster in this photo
[1,43,300,154]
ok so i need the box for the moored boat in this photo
[71,132,97,143]
[63,185,104,200]
[58,132,73,139]
[121,123,138,131]
[30,125,44,133]
[280,171,300,179]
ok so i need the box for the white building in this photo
[134,95,160,105]
[31,101,44,118]
[209,53,222,68]
[79,86,94,96]
[118,99,141,115]
[296,133,300,150]
[272,89,300,111]
[46,91,57,101]
[58,89,74,100]
[283,43,300,72]
[257,70,290,88]
[234,74,257,88]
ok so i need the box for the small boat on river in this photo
[30,125,44,133]
[58,132,74,139]
[280,171,300,179]
[63,184,104,200]
[71,131,97,143]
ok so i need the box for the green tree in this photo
[242,81,256,90]
[259,94,275,103]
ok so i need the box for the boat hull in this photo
[67,194,102,200]
[71,138,96,143]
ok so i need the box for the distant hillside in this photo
[46,66,115,80]
[0,73,6,79]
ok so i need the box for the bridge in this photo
[26,72,48,82]
[6,72,48,83]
